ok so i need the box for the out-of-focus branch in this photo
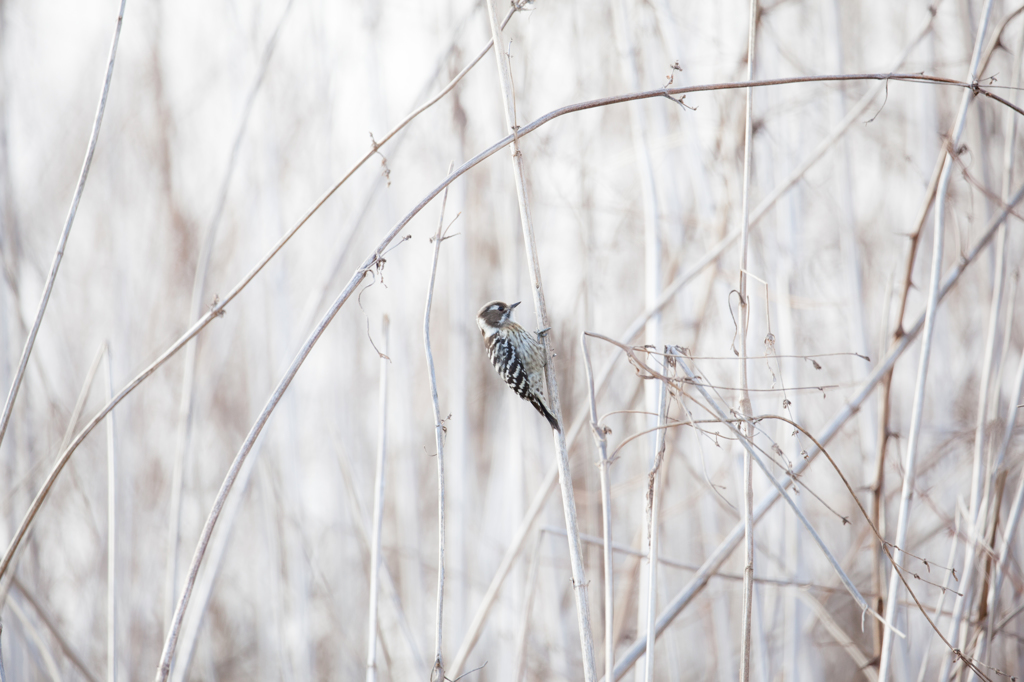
[165,0,294,631]
[643,356,670,682]
[3,60,1010,669]
[365,316,389,682]
[105,344,118,682]
[880,1,995,678]
[0,0,127,453]
[424,166,454,682]
[582,333,614,679]
[9,577,101,682]
[606,178,1024,681]
[736,2,759,678]
[450,16,935,667]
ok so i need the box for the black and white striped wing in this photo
[486,334,530,401]
[486,333,559,429]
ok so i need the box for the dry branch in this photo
[483,0,595,677]
[607,178,1024,680]
[0,0,127,452]
[424,167,454,682]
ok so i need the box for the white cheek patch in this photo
[477,319,500,337]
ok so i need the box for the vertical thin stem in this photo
[610,180,1024,680]
[934,4,997,679]
[0,345,104,608]
[643,359,670,682]
[737,1,759,680]
[165,0,293,630]
[960,123,1009,682]
[366,317,390,682]
[979,348,1024,650]
[168,443,265,682]
[449,23,934,672]
[582,334,614,679]
[484,0,595,678]
[672,357,892,627]
[0,0,127,452]
[970,19,1024,677]
[612,12,662,617]
[9,578,101,682]
[513,531,544,682]
[425,165,454,682]
[4,599,62,680]
[879,2,995,679]
[0,622,6,682]
[913,510,962,682]
[105,344,118,682]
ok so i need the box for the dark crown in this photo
[477,300,519,328]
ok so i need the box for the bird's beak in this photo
[510,301,521,310]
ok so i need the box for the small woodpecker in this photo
[476,300,560,431]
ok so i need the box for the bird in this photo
[476,300,560,431]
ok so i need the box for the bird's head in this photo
[476,300,519,336]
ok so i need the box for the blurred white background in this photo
[0,0,1022,680]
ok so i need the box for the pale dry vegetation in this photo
[0,0,1023,681]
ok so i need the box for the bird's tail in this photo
[531,396,561,431]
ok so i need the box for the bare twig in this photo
[611,19,662,657]
[105,345,118,682]
[513,532,544,682]
[736,2,759,677]
[683,358,897,630]
[168,441,267,682]
[483,0,595,679]
[165,0,294,630]
[0,0,127,452]
[880,2,996,679]
[425,164,454,682]
[9,578,101,682]
[798,591,878,682]
[970,11,1024,676]
[4,597,61,680]
[581,333,615,679]
[366,316,390,682]
[643,355,671,682]
[3,64,999,594]
[0,61,1008,680]
[447,30,935,666]
[0,0,521,605]
[606,179,1024,680]
[978,348,1024,661]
